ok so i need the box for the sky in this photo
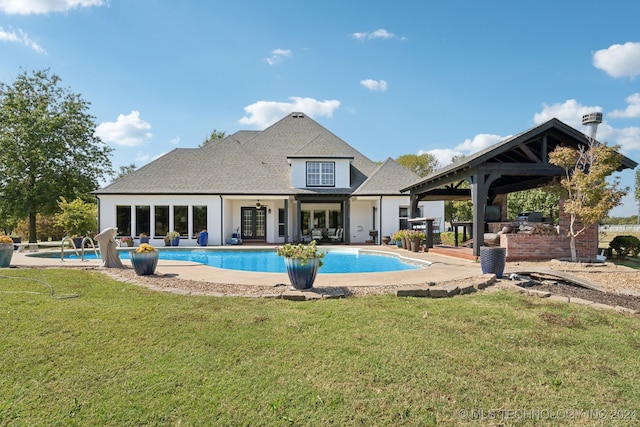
[1,0,640,217]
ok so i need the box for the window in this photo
[278,208,285,237]
[174,205,188,236]
[399,207,409,230]
[399,206,423,230]
[116,206,131,236]
[155,205,169,236]
[306,161,334,187]
[135,205,150,237]
[193,205,207,237]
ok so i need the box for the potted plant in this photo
[392,231,405,248]
[406,229,425,252]
[120,236,133,247]
[276,240,325,290]
[139,233,150,244]
[0,235,14,268]
[130,243,159,276]
[167,230,180,246]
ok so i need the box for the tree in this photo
[395,153,441,177]
[200,129,226,146]
[0,69,113,242]
[53,197,98,238]
[115,163,137,179]
[548,141,626,262]
[507,188,560,223]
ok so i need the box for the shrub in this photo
[439,231,462,246]
[609,235,640,258]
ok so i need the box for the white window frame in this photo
[306,161,335,187]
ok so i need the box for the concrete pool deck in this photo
[9,245,483,288]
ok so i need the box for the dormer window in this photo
[306,161,335,187]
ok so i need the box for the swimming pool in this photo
[51,248,427,274]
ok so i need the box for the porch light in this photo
[256,200,261,208]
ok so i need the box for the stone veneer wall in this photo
[500,201,599,261]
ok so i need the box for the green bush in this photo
[608,235,640,258]
[439,231,463,246]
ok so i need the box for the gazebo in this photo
[402,118,638,257]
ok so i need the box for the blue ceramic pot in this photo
[0,244,13,268]
[284,257,320,290]
[131,250,159,276]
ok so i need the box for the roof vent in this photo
[291,113,305,118]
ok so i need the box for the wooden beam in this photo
[477,163,563,176]
[517,142,542,163]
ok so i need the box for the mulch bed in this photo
[518,276,640,313]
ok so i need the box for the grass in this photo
[1,269,639,426]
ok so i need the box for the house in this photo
[94,112,443,245]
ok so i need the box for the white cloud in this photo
[533,99,602,128]
[360,79,387,92]
[420,148,464,167]
[239,97,341,128]
[135,152,150,163]
[0,0,106,14]
[533,98,640,153]
[266,48,292,66]
[170,136,180,145]
[95,111,152,147]
[455,133,505,154]
[609,93,640,118]
[0,26,45,53]
[350,28,406,41]
[593,41,640,78]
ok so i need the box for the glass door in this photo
[241,207,266,240]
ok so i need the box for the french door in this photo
[241,207,266,241]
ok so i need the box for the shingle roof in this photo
[95,112,417,196]
[354,157,424,195]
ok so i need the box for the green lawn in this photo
[1,269,639,426]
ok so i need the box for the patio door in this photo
[241,207,266,241]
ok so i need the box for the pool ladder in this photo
[60,236,100,261]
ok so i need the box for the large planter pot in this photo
[197,232,208,246]
[401,237,408,250]
[396,240,403,248]
[171,237,180,246]
[140,237,150,244]
[410,238,421,252]
[72,237,83,249]
[284,257,320,290]
[0,243,13,268]
[382,235,391,245]
[480,246,506,279]
[130,250,159,276]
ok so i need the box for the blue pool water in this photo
[59,249,424,274]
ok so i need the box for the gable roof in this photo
[95,112,418,196]
[402,118,638,199]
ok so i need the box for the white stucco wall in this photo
[289,158,351,188]
[97,194,445,246]
[97,194,222,246]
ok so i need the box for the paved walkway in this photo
[10,245,482,288]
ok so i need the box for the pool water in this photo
[62,249,424,274]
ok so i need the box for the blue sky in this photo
[2,0,640,216]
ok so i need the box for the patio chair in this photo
[328,228,343,243]
[311,228,324,241]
